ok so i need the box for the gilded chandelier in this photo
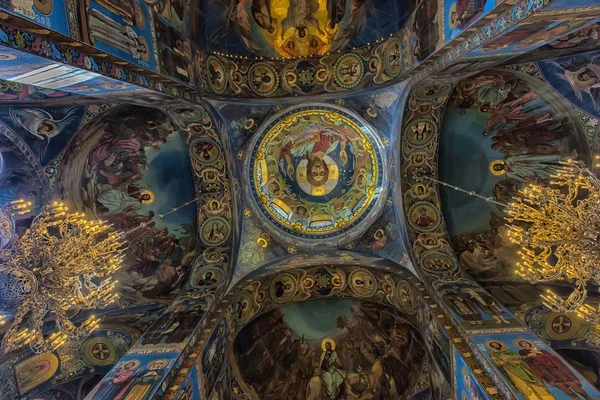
[429,158,600,325]
[0,201,124,354]
[505,159,600,324]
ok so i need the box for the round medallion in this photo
[349,268,377,298]
[246,104,387,243]
[383,37,404,78]
[190,137,221,165]
[420,252,458,275]
[413,84,452,102]
[234,291,253,324]
[405,119,437,148]
[205,55,228,94]
[92,342,111,360]
[247,62,279,97]
[200,217,231,247]
[395,280,417,315]
[407,202,441,232]
[333,53,364,89]
[192,266,226,290]
[81,337,117,366]
[270,273,298,304]
[546,312,579,341]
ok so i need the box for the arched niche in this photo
[195,264,450,399]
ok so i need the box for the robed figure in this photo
[320,338,347,399]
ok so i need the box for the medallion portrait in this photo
[200,217,231,247]
[408,202,441,232]
[191,138,221,165]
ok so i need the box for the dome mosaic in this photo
[245,104,387,244]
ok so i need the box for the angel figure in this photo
[9,107,78,160]
[552,55,600,111]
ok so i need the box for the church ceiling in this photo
[207,83,415,285]
[3,7,600,397]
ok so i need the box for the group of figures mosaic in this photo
[0,0,569,102]
[0,91,237,399]
[438,67,589,287]
[399,60,600,399]
[53,105,197,303]
[0,325,140,398]
[234,298,425,399]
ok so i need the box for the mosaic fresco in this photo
[422,300,451,383]
[194,0,413,58]
[77,0,158,71]
[400,77,600,400]
[0,105,86,165]
[465,16,600,58]
[55,105,197,304]
[444,0,496,43]
[473,332,600,399]
[86,351,178,399]
[233,298,426,399]
[0,0,71,35]
[0,325,139,399]
[245,104,387,245]
[438,69,589,284]
[155,16,193,85]
[538,49,600,119]
[521,306,600,390]
[185,103,236,295]
[453,347,490,400]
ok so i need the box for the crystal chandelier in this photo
[0,195,199,355]
[504,159,600,324]
[0,201,124,354]
[427,158,600,325]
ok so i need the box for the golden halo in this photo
[120,359,141,370]
[138,36,150,61]
[514,339,535,348]
[140,190,155,204]
[147,358,169,369]
[244,118,255,130]
[489,159,506,176]
[574,70,597,85]
[321,338,336,351]
[133,3,145,29]
[449,4,458,30]
[33,0,53,15]
[485,340,507,351]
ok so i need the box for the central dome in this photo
[245,104,387,245]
